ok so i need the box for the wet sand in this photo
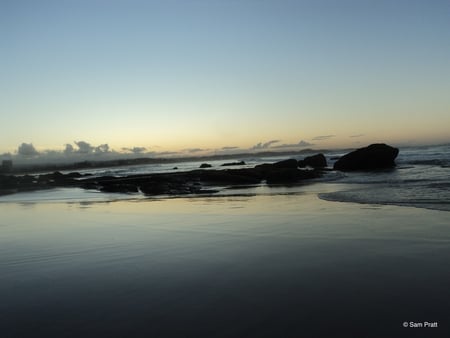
[0,185,449,337]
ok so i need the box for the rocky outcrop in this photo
[266,168,319,184]
[221,161,245,166]
[298,154,327,168]
[200,163,212,168]
[333,144,399,171]
[1,158,324,197]
[272,159,298,169]
[199,169,260,184]
[0,171,82,196]
[100,183,139,193]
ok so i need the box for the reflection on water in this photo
[1,190,450,337]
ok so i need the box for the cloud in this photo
[122,147,147,154]
[17,143,39,156]
[156,151,180,156]
[349,134,364,138]
[298,140,314,147]
[64,144,74,155]
[221,146,239,150]
[74,141,94,154]
[251,140,280,150]
[312,135,335,141]
[94,144,110,154]
[183,148,206,153]
[272,140,314,149]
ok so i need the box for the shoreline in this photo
[1,179,448,215]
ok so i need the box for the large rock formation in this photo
[298,154,327,168]
[333,144,399,171]
[272,159,298,169]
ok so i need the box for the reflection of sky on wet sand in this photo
[1,192,450,337]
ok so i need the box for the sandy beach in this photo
[1,183,449,337]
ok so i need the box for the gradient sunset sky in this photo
[1,0,450,156]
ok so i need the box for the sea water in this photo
[320,144,450,211]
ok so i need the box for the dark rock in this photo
[200,163,212,168]
[140,182,170,195]
[199,169,260,185]
[266,168,320,184]
[82,182,99,190]
[272,159,298,169]
[298,154,327,168]
[66,172,83,178]
[100,183,139,193]
[266,168,300,183]
[0,175,19,189]
[221,161,245,166]
[173,167,178,170]
[20,175,36,185]
[139,176,203,196]
[333,143,399,171]
[254,163,274,174]
[253,161,323,184]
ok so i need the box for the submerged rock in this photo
[100,183,139,193]
[298,154,327,168]
[333,143,399,171]
[221,161,245,166]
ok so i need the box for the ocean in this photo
[321,144,450,212]
[0,144,449,337]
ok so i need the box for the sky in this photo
[1,0,450,160]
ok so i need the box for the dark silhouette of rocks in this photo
[100,183,139,193]
[266,168,319,184]
[0,171,82,196]
[89,162,321,195]
[199,169,261,184]
[298,154,327,168]
[333,144,399,171]
[140,180,194,195]
[254,161,321,183]
[272,159,298,169]
[1,158,325,197]
[221,161,245,166]
[253,163,274,174]
[200,163,212,168]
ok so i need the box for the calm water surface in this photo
[1,187,449,337]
